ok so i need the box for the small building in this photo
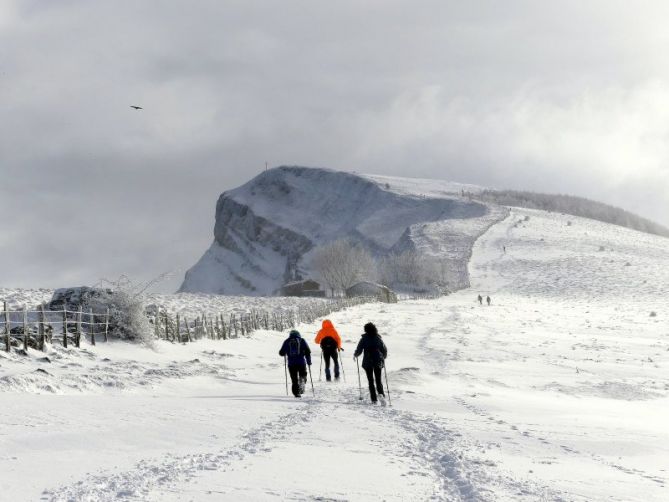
[346,281,397,303]
[278,279,325,297]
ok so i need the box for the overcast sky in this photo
[2,1,669,292]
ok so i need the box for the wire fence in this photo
[1,301,109,352]
[151,296,376,343]
[0,296,376,351]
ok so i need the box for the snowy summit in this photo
[179,166,666,296]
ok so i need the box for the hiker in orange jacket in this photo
[314,319,342,381]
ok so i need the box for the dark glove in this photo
[339,347,345,352]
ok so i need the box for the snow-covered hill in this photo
[470,207,669,299]
[180,167,507,295]
[180,166,667,297]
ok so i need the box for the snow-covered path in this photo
[2,207,669,501]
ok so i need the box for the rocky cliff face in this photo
[179,166,506,295]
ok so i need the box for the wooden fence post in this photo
[154,312,159,340]
[4,302,9,352]
[62,306,68,348]
[184,316,192,342]
[76,306,82,348]
[38,304,45,351]
[104,308,109,342]
[23,307,28,351]
[89,308,96,346]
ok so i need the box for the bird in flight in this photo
[130,105,143,110]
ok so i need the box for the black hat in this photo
[363,322,377,335]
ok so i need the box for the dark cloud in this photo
[1,0,668,291]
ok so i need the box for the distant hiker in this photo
[314,319,342,381]
[486,295,491,306]
[477,294,483,305]
[279,329,312,398]
[503,245,506,253]
[354,322,388,403]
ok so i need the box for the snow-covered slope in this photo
[2,206,668,501]
[470,207,669,299]
[180,167,506,295]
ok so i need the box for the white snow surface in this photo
[361,173,484,198]
[1,208,669,501]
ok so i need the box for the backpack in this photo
[368,337,385,367]
[288,338,302,356]
[321,336,337,350]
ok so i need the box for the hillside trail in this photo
[43,208,669,501]
[45,299,568,502]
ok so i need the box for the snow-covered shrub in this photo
[89,275,158,345]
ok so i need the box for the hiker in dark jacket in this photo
[354,322,388,403]
[279,329,312,397]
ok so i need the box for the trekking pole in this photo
[383,363,391,406]
[339,348,346,382]
[308,364,315,397]
[284,356,289,396]
[355,357,363,401]
[319,351,323,381]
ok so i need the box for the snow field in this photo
[1,206,668,500]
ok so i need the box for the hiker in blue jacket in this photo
[279,329,312,397]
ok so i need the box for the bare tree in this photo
[310,239,375,296]
[379,251,448,291]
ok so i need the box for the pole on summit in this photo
[284,355,289,396]
[356,356,363,401]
